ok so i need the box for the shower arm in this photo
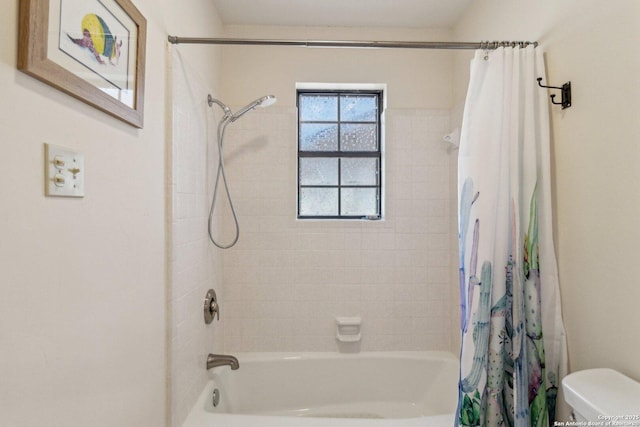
[207,95,232,119]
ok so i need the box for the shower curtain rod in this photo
[167,36,537,50]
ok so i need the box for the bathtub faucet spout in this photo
[207,353,239,370]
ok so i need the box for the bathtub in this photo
[182,351,458,427]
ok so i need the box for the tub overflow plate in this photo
[212,388,220,407]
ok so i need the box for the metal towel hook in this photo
[537,77,572,109]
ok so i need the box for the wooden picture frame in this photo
[18,0,147,128]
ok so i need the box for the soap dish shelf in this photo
[336,317,362,343]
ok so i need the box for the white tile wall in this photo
[169,49,223,427]
[219,106,454,352]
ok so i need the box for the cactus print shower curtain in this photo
[456,46,567,427]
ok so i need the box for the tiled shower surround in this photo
[218,106,453,352]
[169,75,455,423]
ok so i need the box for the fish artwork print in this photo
[67,14,122,66]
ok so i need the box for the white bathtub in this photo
[182,351,458,427]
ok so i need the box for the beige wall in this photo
[452,0,640,381]
[0,0,219,425]
[220,26,454,109]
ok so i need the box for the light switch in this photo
[44,143,84,197]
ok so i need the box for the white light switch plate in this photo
[44,143,84,197]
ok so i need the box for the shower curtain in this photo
[456,46,566,427]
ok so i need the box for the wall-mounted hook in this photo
[537,77,571,109]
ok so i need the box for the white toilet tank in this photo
[562,368,640,423]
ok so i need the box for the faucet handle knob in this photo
[204,289,219,324]
[210,300,220,321]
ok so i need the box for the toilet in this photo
[562,368,640,422]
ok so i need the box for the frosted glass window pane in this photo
[341,188,378,216]
[341,158,378,185]
[340,124,377,151]
[299,95,338,121]
[297,90,381,219]
[340,95,377,122]
[300,188,338,216]
[300,123,338,151]
[299,158,338,185]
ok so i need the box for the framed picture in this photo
[18,0,147,128]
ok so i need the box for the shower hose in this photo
[207,118,240,249]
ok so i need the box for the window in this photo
[297,90,382,219]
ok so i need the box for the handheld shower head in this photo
[230,95,277,122]
[257,95,277,108]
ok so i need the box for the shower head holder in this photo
[207,94,232,118]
